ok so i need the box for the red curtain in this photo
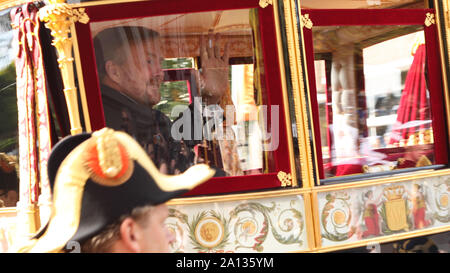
[389,43,431,146]
[11,3,52,205]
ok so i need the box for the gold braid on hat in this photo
[84,128,134,186]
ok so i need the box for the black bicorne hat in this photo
[15,128,215,253]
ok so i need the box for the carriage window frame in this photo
[0,6,19,209]
[301,8,449,184]
[74,0,296,196]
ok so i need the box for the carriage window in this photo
[0,9,19,207]
[89,7,280,180]
[300,0,425,9]
[304,9,448,181]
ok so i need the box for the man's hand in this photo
[199,31,230,105]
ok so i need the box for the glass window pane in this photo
[91,8,275,177]
[313,25,436,178]
[0,8,19,207]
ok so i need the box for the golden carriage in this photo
[0,0,449,253]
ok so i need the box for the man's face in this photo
[137,203,175,253]
[115,37,164,107]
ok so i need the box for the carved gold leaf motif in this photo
[301,14,313,29]
[425,12,435,27]
[38,2,89,135]
[259,0,273,8]
[277,171,292,187]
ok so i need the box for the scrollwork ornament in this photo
[38,3,89,65]
[277,171,292,187]
[259,0,273,8]
[38,1,89,134]
[301,14,313,29]
[425,12,435,27]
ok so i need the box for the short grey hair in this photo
[79,205,155,253]
[93,26,160,80]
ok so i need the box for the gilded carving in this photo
[167,197,305,253]
[38,1,89,135]
[301,14,313,29]
[321,192,355,242]
[259,0,273,8]
[318,174,450,248]
[281,0,314,186]
[188,210,230,252]
[379,186,410,232]
[277,171,292,187]
[425,12,436,27]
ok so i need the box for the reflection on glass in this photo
[313,26,435,178]
[314,59,331,160]
[0,9,19,207]
[155,80,191,120]
[91,9,274,177]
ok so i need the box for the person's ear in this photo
[105,60,122,84]
[118,217,142,253]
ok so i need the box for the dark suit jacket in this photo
[101,84,191,174]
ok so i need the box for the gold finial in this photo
[38,1,89,135]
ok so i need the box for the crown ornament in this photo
[383,186,405,201]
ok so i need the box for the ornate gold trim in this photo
[70,0,147,8]
[277,171,292,187]
[425,12,436,27]
[259,0,273,8]
[168,169,450,211]
[300,14,313,29]
[272,0,299,187]
[435,0,450,148]
[168,187,311,206]
[0,207,18,214]
[71,23,92,132]
[448,1,450,29]
[0,0,31,11]
[38,1,89,135]
[314,169,450,193]
[303,192,317,251]
[14,202,40,243]
[314,225,450,253]
[311,191,322,249]
[281,0,316,188]
[69,0,274,9]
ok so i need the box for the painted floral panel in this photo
[167,195,307,253]
[318,175,450,247]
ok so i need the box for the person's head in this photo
[13,128,215,253]
[81,204,172,253]
[0,153,18,207]
[94,26,164,107]
[412,184,422,195]
[365,190,373,200]
[0,185,18,208]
